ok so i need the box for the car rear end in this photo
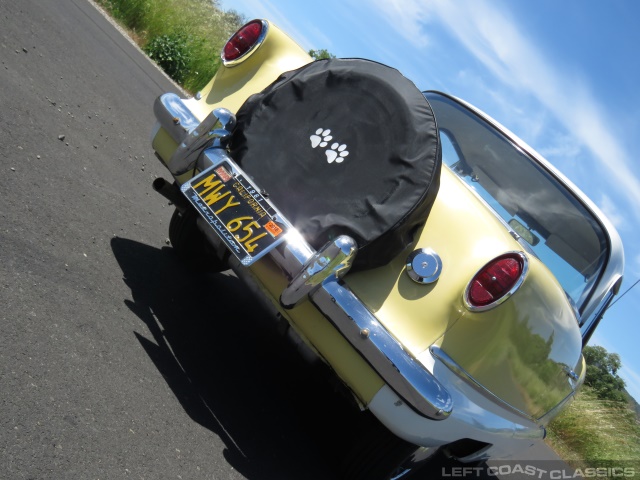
[150,18,625,472]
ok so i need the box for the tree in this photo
[583,345,626,402]
[223,9,247,30]
[308,48,336,60]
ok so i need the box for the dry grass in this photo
[545,386,640,475]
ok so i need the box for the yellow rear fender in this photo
[435,254,583,421]
[193,21,312,118]
[151,20,312,173]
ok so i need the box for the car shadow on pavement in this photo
[110,237,506,480]
[111,236,363,480]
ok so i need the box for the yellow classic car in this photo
[150,19,625,479]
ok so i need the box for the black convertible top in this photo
[230,58,442,270]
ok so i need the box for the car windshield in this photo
[425,92,609,313]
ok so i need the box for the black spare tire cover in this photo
[230,58,441,270]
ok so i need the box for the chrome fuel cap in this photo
[406,248,442,284]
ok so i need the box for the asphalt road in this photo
[0,1,569,479]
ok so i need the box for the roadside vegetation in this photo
[546,387,640,471]
[95,0,336,91]
[545,346,640,473]
[94,0,245,92]
[308,48,336,60]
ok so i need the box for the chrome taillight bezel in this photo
[463,252,529,312]
[221,19,269,67]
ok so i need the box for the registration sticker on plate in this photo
[181,162,287,266]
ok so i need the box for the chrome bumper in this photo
[153,93,453,420]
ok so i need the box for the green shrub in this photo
[96,0,248,92]
[144,34,192,83]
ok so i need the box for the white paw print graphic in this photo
[309,127,349,164]
[326,143,349,163]
[310,128,332,148]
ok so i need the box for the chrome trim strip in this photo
[221,19,269,67]
[463,251,529,312]
[430,345,533,421]
[311,282,453,419]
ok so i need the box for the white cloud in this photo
[538,134,582,161]
[598,194,625,230]
[365,0,640,220]
[368,0,432,48]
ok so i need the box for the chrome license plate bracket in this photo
[181,161,288,266]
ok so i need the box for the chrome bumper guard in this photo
[153,93,453,420]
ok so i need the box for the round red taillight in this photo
[465,253,527,310]
[222,20,266,65]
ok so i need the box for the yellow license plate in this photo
[181,162,287,265]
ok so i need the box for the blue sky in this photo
[220,0,640,401]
